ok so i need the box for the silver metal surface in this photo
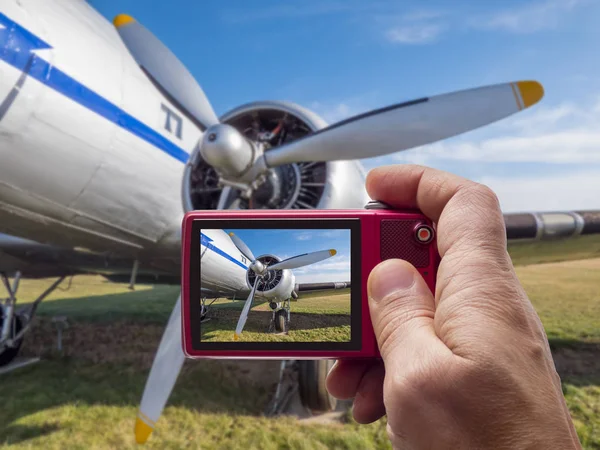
[199,124,256,179]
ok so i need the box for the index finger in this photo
[366,164,508,258]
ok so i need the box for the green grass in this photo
[201,292,351,343]
[508,234,600,267]
[17,276,179,324]
[515,259,600,343]
[0,259,598,449]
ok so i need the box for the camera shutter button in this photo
[365,200,393,210]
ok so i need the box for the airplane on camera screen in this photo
[0,0,598,444]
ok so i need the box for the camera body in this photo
[181,201,439,359]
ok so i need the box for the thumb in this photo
[368,259,445,365]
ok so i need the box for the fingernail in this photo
[368,259,415,302]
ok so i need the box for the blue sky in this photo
[223,228,351,283]
[92,0,600,212]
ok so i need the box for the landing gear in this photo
[0,313,24,366]
[298,360,338,412]
[200,297,217,322]
[274,309,288,333]
[269,298,290,333]
[0,272,65,367]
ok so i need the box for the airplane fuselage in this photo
[199,229,249,298]
[0,0,369,281]
[0,0,200,257]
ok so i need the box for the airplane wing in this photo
[2,210,600,282]
[295,281,350,293]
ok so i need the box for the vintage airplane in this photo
[0,0,599,444]
[199,228,344,339]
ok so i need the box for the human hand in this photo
[327,165,581,449]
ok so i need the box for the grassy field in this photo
[0,253,598,448]
[508,234,600,267]
[200,291,351,343]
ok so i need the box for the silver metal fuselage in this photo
[0,0,369,289]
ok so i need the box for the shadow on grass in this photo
[21,285,179,324]
[202,309,350,335]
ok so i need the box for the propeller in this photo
[268,249,337,271]
[228,233,337,339]
[228,232,255,262]
[262,81,544,167]
[113,15,544,206]
[113,14,218,130]
[233,278,260,341]
[133,295,185,444]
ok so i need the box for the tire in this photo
[274,309,288,333]
[298,359,338,412]
[0,314,24,367]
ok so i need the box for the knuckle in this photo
[464,182,501,209]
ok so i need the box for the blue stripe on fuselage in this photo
[0,12,190,163]
[201,232,248,270]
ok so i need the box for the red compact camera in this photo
[181,201,440,359]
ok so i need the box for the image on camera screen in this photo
[198,228,352,343]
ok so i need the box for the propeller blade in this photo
[135,295,185,444]
[113,14,219,130]
[228,232,255,261]
[268,249,337,271]
[263,81,544,167]
[234,280,260,340]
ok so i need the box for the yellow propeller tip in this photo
[228,232,235,236]
[516,80,544,109]
[113,14,135,28]
[134,417,154,444]
[234,333,240,341]
[329,249,337,256]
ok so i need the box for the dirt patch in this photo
[20,317,598,399]
[19,317,282,390]
[552,343,600,381]
[206,308,350,333]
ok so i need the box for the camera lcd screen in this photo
[188,219,362,351]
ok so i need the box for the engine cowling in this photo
[181,101,369,212]
[246,254,295,302]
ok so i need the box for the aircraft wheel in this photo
[298,360,338,412]
[0,314,24,367]
[274,309,288,333]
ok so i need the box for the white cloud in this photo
[293,254,351,283]
[469,0,584,33]
[362,96,600,212]
[382,0,588,45]
[385,24,444,44]
[318,230,344,238]
[390,97,600,164]
[479,171,600,213]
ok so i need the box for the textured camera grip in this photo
[380,220,430,268]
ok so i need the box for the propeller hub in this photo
[199,124,256,179]
[250,260,265,274]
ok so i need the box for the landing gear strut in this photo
[200,296,217,322]
[269,298,290,333]
[0,272,65,366]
